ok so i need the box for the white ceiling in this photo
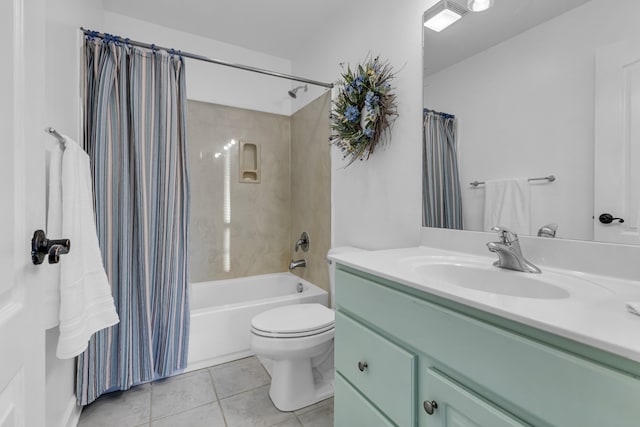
[102,0,361,60]
[103,0,591,66]
[423,0,591,76]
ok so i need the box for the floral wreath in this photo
[330,55,398,166]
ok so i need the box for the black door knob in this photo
[31,230,71,265]
[599,213,624,224]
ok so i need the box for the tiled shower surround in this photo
[186,94,331,292]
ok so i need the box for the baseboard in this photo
[184,350,255,373]
[62,395,81,427]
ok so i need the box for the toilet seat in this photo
[251,303,334,338]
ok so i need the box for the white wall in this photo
[45,3,104,426]
[103,12,295,116]
[424,0,640,241]
[292,0,436,250]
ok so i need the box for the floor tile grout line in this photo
[147,385,153,424]
[208,368,229,427]
[294,397,333,416]
[215,381,273,402]
[148,369,218,423]
[148,399,219,423]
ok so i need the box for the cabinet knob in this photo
[357,361,368,372]
[423,400,438,415]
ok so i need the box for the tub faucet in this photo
[487,226,541,274]
[289,259,307,270]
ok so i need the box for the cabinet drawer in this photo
[337,268,640,426]
[335,311,416,427]
[420,368,529,427]
[334,373,394,427]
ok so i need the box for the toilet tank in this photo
[327,247,366,309]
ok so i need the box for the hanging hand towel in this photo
[57,136,119,359]
[43,142,63,328]
[483,178,531,235]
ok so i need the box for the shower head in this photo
[288,85,308,99]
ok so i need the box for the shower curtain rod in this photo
[424,108,455,119]
[81,28,334,89]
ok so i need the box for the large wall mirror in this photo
[422,0,640,244]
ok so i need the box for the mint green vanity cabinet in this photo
[422,368,529,427]
[334,265,640,427]
[334,373,395,426]
[334,311,416,426]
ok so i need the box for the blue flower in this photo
[365,91,380,107]
[345,85,354,95]
[352,76,364,92]
[364,128,374,138]
[345,105,360,122]
[365,90,375,102]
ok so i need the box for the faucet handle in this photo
[491,226,518,244]
[294,231,310,252]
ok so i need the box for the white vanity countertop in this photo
[330,246,640,363]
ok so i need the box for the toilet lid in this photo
[251,303,334,335]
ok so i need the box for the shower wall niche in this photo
[187,100,291,282]
[239,141,261,183]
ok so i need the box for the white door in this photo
[594,39,640,244]
[0,1,47,426]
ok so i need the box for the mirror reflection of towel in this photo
[483,178,531,235]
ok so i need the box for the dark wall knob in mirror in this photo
[598,213,624,224]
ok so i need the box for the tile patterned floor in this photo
[77,356,333,427]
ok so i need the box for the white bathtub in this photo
[185,272,328,372]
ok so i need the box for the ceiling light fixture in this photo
[467,0,494,12]
[423,0,467,32]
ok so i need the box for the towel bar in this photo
[470,175,556,187]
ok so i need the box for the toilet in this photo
[250,247,364,411]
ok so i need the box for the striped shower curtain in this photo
[77,37,190,405]
[422,109,463,229]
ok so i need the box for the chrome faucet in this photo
[294,232,310,252]
[487,226,541,273]
[289,259,307,270]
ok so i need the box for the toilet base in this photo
[268,357,333,411]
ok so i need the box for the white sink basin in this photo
[401,257,612,299]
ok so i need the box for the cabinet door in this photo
[421,369,529,427]
[335,311,416,426]
[334,373,395,427]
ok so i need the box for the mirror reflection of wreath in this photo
[330,55,398,166]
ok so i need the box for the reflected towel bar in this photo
[470,175,556,187]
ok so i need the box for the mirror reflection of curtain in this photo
[77,37,191,405]
[422,109,463,229]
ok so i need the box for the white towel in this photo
[43,143,63,328]
[483,178,531,235]
[56,136,119,359]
